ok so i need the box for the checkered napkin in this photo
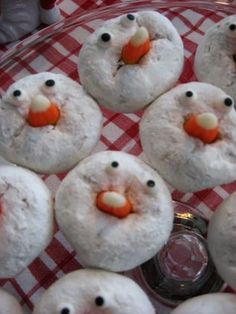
[0,1,235,313]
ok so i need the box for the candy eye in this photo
[8,88,29,107]
[58,303,74,314]
[13,90,22,97]
[224,97,234,109]
[43,79,56,95]
[127,14,135,21]
[106,160,119,174]
[185,90,194,98]
[45,79,55,87]
[60,308,70,314]
[229,23,236,31]
[183,90,196,105]
[98,33,112,48]
[101,33,111,42]
[111,161,119,168]
[147,180,155,188]
[121,13,136,27]
[95,296,104,306]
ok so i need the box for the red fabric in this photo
[0,1,235,313]
[40,0,57,10]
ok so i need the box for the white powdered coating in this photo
[55,151,173,272]
[78,11,184,113]
[208,192,236,290]
[33,269,155,314]
[0,72,103,174]
[0,165,53,278]
[171,293,236,314]
[140,82,236,192]
[0,288,23,314]
[194,15,236,101]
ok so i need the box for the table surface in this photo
[0,1,236,313]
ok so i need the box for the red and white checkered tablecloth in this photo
[0,1,236,313]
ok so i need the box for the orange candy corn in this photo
[122,27,151,64]
[96,191,133,219]
[184,112,219,144]
[27,95,60,128]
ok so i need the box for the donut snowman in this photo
[78,11,184,113]
[194,15,236,102]
[0,0,61,44]
[0,72,103,173]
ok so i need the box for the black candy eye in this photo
[185,91,193,98]
[95,296,104,306]
[13,90,21,97]
[60,308,70,314]
[111,161,119,168]
[229,24,236,31]
[147,180,155,187]
[101,33,111,42]
[224,97,233,107]
[45,79,55,87]
[127,14,135,21]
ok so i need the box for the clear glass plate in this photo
[0,1,235,313]
[126,201,225,314]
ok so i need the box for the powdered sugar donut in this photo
[0,288,23,314]
[140,82,236,192]
[171,293,236,314]
[33,269,155,314]
[208,192,236,290]
[55,151,173,272]
[194,15,236,101]
[0,165,53,278]
[78,11,184,113]
[0,72,103,174]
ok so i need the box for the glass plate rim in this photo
[0,0,236,66]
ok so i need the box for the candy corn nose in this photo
[184,112,219,144]
[122,27,151,64]
[96,191,133,219]
[27,95,60,127]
